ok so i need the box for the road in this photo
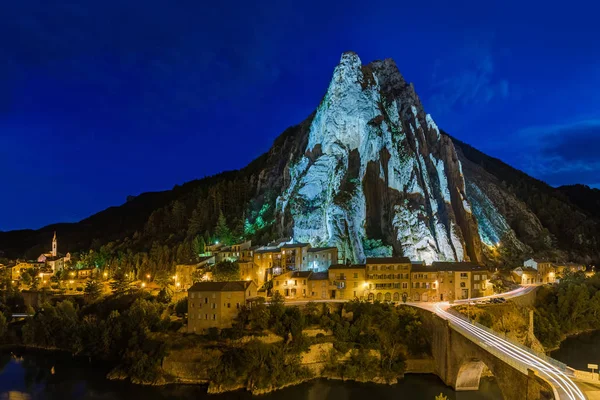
[413,289,587,400]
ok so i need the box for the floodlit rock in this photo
[277,52,483,263]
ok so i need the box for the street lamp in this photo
[141,282,146,288]
[146,274,150,280]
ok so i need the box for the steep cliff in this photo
[2,52,599,265]
[277,52,482,264]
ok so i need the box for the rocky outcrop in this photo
[277,52,482,264]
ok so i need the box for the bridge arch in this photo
[456,358,490,392]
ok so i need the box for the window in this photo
[482,274,487,280]
[354,282,358,288]
[303,280,306,285]
[211,303,216,309]
[212,314,217,320]
[474,283,481,290]
[460,273,468,279]
[205,314,208,320]
[227,303,231,308]
[460,282,466,288]
[190,293,195,298]
[354,273,358,278]
[204,297,209,304]
[474,275,480,281]
[402,282,408,289]
[236,302,240,309]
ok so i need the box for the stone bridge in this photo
[417,308,559,400]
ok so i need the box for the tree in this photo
[187,210,202,237]
[84,278,103,301]
[214,210,233,245]
[249,298,270,331]
[174,297,188,316]
[192,235,206,256]
[110,271,130,295]
[0,312,6,339]
[212,261,240,282]
[20,272,32,286]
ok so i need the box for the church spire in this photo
[52,231,57,257]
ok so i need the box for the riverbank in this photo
[0,349,505,400]
[545,328,599,354]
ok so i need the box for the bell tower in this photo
[52,231,57,257]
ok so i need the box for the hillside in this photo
[1,52,599,267]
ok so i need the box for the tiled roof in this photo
[309,272,329,280]
[308,247,337,252]
[366,257,411,264]
[291,271,312,278]
[188,281,253,292]
[280,243,310,249]
[430,262,490,272]
[255,248,281,254]
[329,264,365,270]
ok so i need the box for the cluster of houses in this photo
[185,239,496,332]
[512,258,590,285]
[0,232,78,283]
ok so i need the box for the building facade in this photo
[187,281,258,332]
[365,258,412,302]
[328,264,367,300]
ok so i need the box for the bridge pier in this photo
[417,308,556,399]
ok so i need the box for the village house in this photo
[239,260,268,288]
[432,262,492,300]
[365,257,411,302]
[328,264,367,300]
[306,247,338,272]
[253,247,282,277]
[11,261,45,280]
[280,243,310,272]
[512,266,541,285]
[187,280,258,332]
[272,271,312,299]
[175,256,215,290]
[410,264,439,302]
[308,272,329,299]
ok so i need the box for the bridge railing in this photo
[446,308,569,374]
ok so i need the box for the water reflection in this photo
[0,350,503,400]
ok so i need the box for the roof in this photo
[329,264,366,270]
[309,272,329,280]
[255,248,281,254]
[280,243,310,249]
[521,267,539,273]
[430,262,490,272]
[366,257,411,264]
[308,247,337,253]
[290,271,312,278]
[188,281,253,292]
[411,265,436,273]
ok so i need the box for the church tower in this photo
[52,231,57,257]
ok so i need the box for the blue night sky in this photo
[1,0,599,231]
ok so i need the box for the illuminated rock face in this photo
[277,52,483,264]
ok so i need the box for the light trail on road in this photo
[433,303,586,400]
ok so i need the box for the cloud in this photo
[516,119,600,187]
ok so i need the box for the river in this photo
[551,329,600,370]
[0,349,503,400]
